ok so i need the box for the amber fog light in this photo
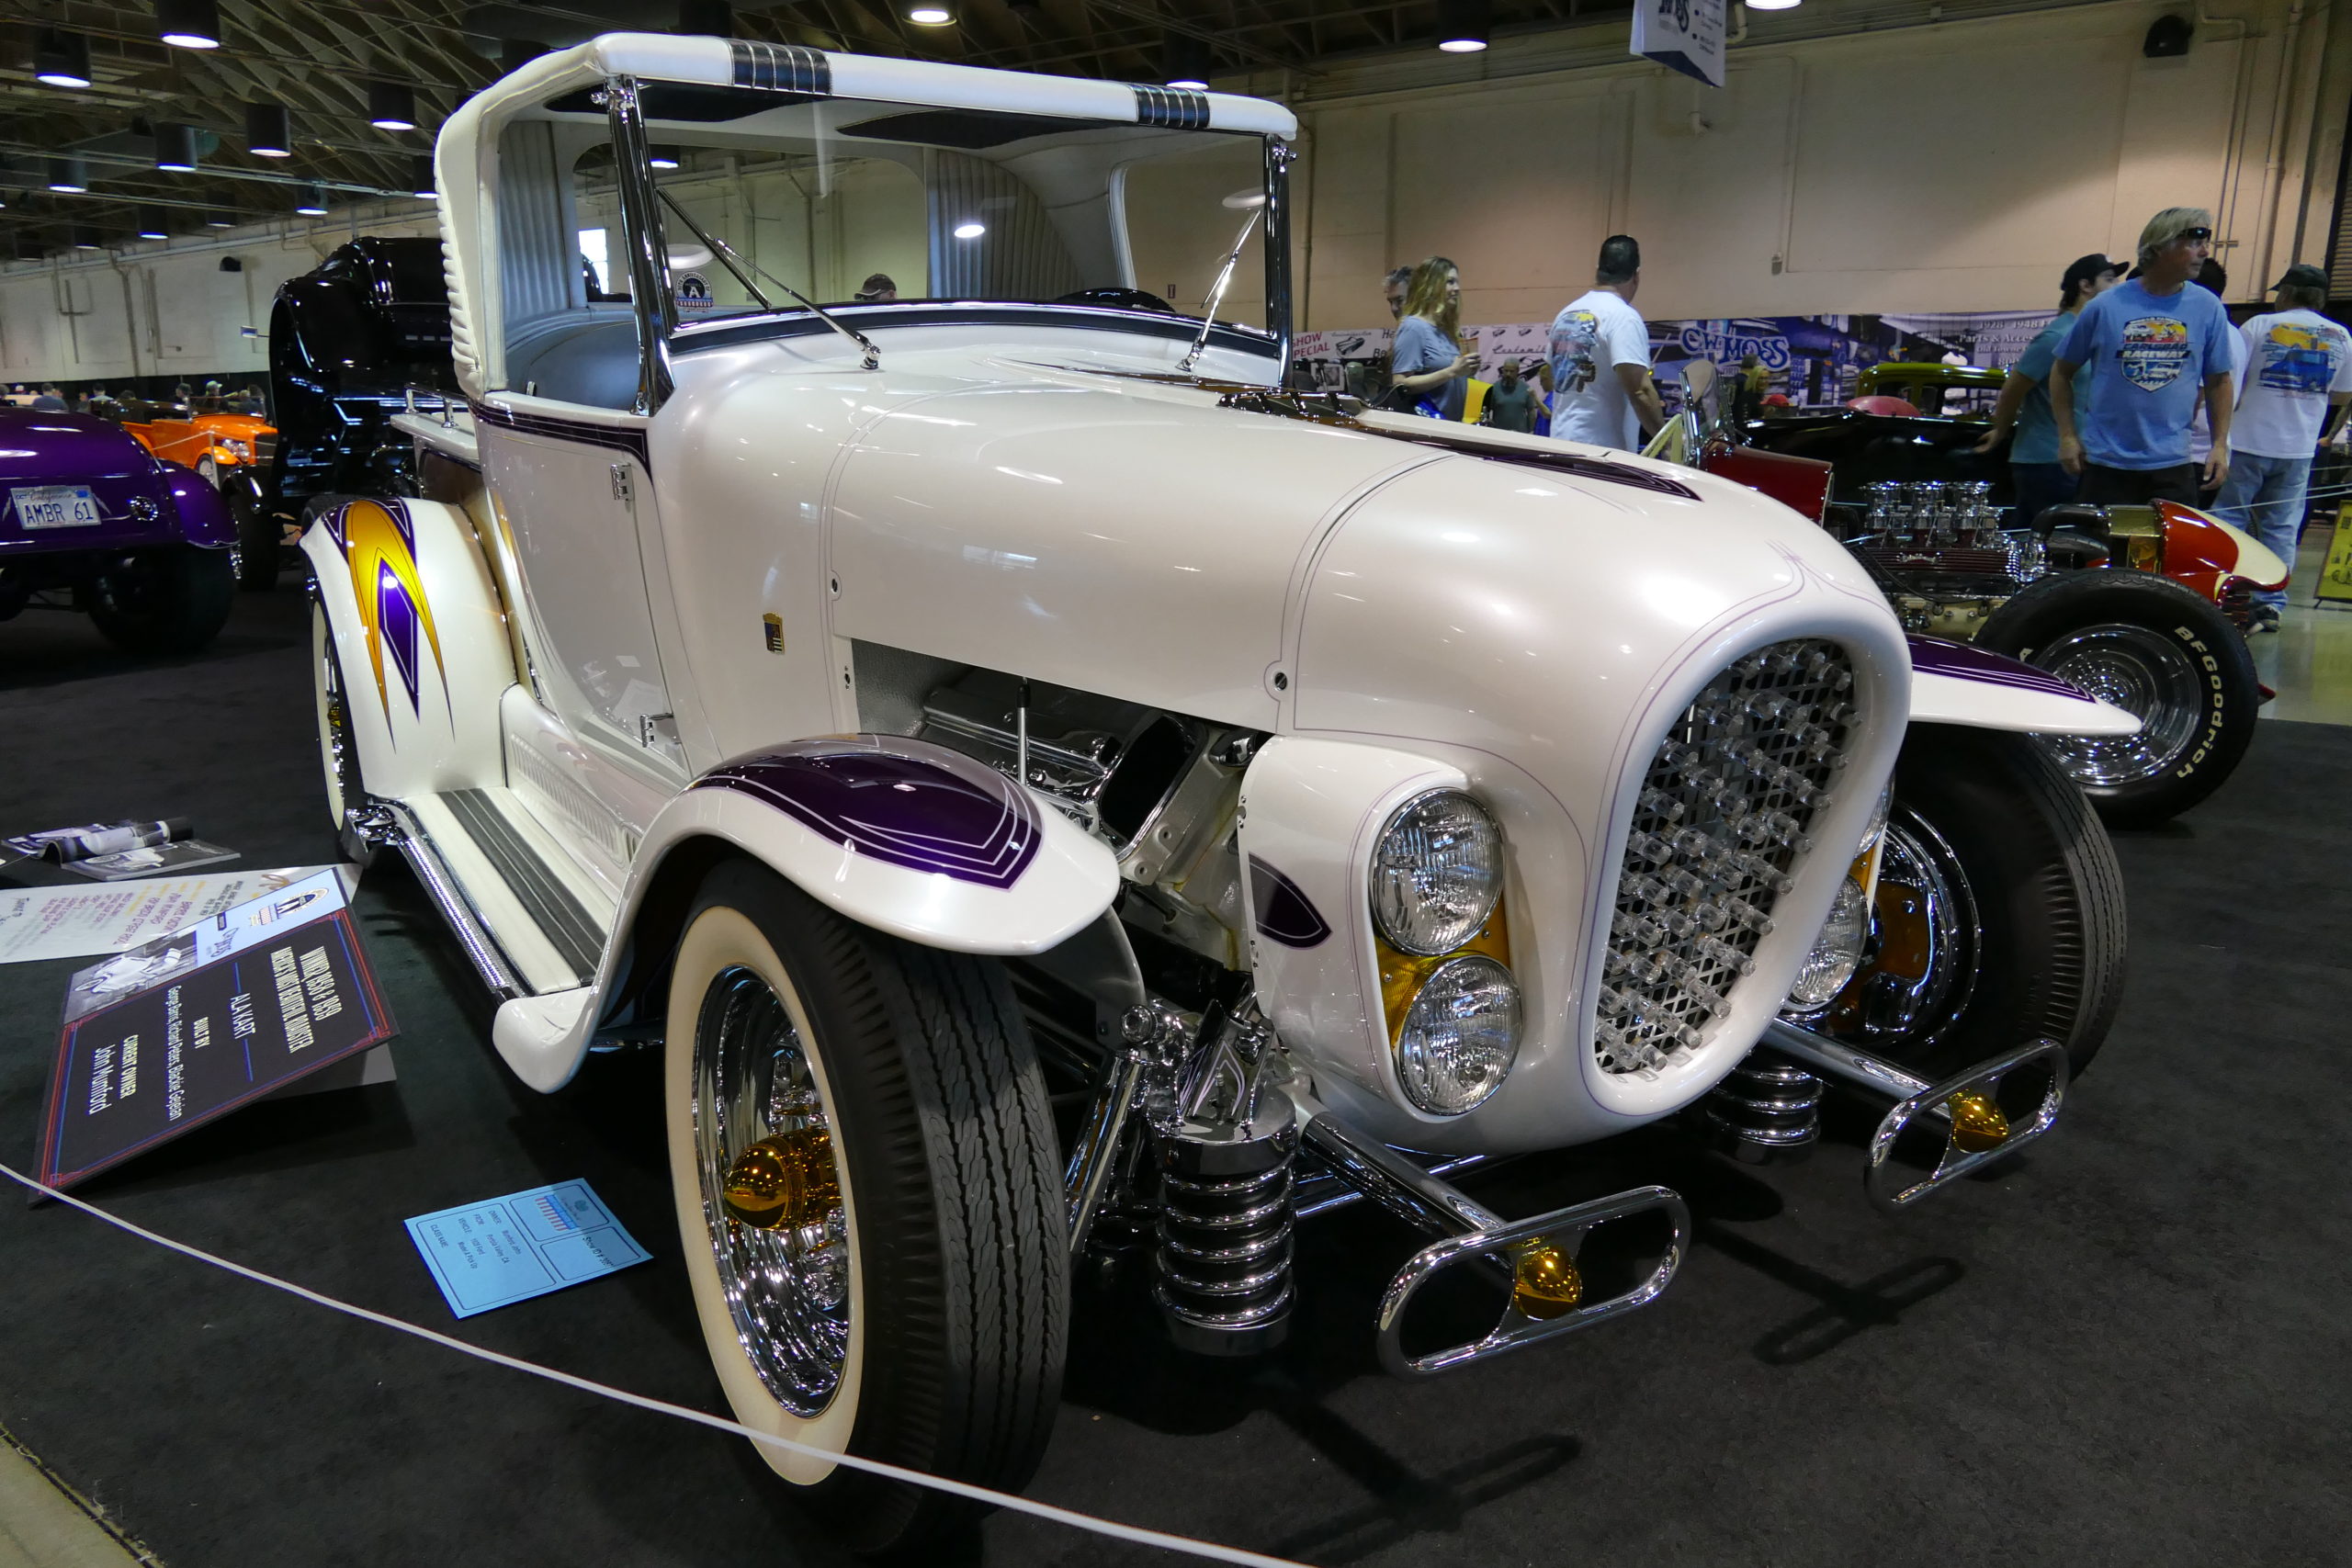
[1394,954,1521,1114]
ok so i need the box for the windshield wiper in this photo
[1177,206,1264,375]
[656,188,882,371]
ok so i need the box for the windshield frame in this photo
[599,73,1293,413]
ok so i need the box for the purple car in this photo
[0,408,237,653]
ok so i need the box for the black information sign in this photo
[37,908,396,1190]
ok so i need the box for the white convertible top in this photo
[434,34,1297,394]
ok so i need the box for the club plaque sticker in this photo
[36,869,397,1191]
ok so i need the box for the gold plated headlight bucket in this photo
[721,1128,841,1231]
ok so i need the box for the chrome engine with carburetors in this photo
[308,33,2143,1555]
[1853,479,2052,638]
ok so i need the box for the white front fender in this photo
[1905,635,2140,737]
[491,735,1118,1093]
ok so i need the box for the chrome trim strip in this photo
[385,800,527,1002]
[1864,1038,2069,1213]
[730,39,831,95]
[1762,1019,1934,1101]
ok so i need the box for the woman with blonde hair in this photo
[1385,255,1476,419]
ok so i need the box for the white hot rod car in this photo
[310,35,2134,1554]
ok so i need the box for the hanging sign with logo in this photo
[1632,0,1725,86]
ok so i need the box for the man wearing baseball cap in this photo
[2213,263,2352,631]
[1974,253,2121,525]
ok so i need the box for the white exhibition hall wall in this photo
[0,206,441,390]
[0,0,2339,383]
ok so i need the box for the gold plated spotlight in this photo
[1946,1092,2010,1154]
[721,1128,840,1230]
[1510,1242,1584,1320]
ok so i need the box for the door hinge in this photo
[609,462,635,510]
[638,712,680,755]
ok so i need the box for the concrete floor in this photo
[2253,525,2352,726]
[0,1435,147,1568]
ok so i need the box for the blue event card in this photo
[404,1179,651,1317]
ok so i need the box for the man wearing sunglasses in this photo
[2048,208,2238,506]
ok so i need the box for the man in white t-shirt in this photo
[1546,235,1663,451]
[2214,264,2352,631]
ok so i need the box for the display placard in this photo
[1632,0,1725,87]
[35,870,396,1190]
[2317,503,2352,604]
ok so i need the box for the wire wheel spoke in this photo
[693,966,850,1417]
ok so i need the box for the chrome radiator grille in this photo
[1596,639,1858,1075]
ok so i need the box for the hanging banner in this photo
[1632,0,1725,87]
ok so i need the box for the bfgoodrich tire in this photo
[85,546,235,655]
[663,859,1066,1558]
[1808,723,2126,1082]
[1976,570,2258,828]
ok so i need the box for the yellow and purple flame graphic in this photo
[327,499,447,718]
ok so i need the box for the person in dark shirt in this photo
[1480,359,1543,433]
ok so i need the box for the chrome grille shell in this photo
[1596,638,1858,1075]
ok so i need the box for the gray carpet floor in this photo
[2,587,2346,1567]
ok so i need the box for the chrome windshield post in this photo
[605,74,675,415]
[1262,136,1294,388]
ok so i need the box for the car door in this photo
[476,392,688,814]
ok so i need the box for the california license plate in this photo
[10,485,102,530]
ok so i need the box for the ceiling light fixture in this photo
[1436,0,1490,51]
[908,5,954,24]
[205,209,234,227]
[649,146,683,170]
[138,209,169,240]
[156,0,222,48]
[1746,0,1800,9]
[48,157,89,194]
[953,220,985,239]
[153,121,198,173]
[246,101,291,157]
[1162,32,1212,90]
[72,226,102,251]
[412,156,438,199]
[368,82,418,132]
[33,29,93,88]
[295,183,328,216]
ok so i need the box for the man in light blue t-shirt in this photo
[1974,252,2120,526]
[2050,207,2236,507]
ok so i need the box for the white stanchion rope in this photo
[1,1160,1306,1568]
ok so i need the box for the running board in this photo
[368,788,615,1000]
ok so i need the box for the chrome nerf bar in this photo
[1302,1114,1690,1378]
[1765,1021,2070,1213]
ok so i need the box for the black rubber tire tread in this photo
[684,858,1067,1560]
[1975,569,2259,828]
[229,477,280,592]
[85,547,235,655]
[1874,723,2128,1082]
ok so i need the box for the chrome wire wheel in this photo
[2031,622,2205,786]
[1818,808,1979,1054]
[693,964,852,1419]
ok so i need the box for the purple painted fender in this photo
[1905,634,2140,737]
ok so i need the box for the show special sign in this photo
[36,869,396,1190]
[1632,0,1724,87]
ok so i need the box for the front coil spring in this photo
[1703,1057,1823,1161]
[1152,1100,1297,1356]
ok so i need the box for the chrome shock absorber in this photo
[1152,1086,1298,1356]
[1703,1055,1823,1161]
[1148,997,1297,1355]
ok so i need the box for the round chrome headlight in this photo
[1395,955,1521,1115]
[1370,789,1503,956]
[1784,876,1868,1010]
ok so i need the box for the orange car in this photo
[119,407,276,489]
